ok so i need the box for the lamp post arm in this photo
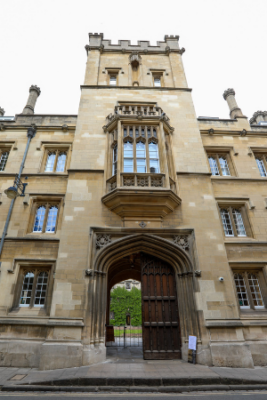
[0,127,36,267]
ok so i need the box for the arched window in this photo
[124,141,133,172]
[33,203,59,233]
[136,142,146,173]
[45,152,56,172]
[20,272,35,307]
[45,206,58,233]
[149,142,159,173]
[34,272,48,307]
[56,152,67,172]
[33,206,46,232]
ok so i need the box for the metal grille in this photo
[106,325,142,347]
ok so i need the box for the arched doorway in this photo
[87,233,200,363]
[106,251,181,360]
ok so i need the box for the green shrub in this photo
[110,286,142,326]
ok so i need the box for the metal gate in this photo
[106,325,142,347]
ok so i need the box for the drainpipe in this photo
[0,126,36,268]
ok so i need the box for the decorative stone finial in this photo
[22,85,41,115]
[249,111,266,125]
[0,107,5,117]
[223,88,235,100]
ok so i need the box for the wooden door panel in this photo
[141,253,181,360]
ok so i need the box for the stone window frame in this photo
[39,144,72,174]
[106,68,120,86]
[0,143,14,172]
[151,70,164,87]
[217,201,253,239]
[252,149,267,178]
[27,196,64,235]
[205,147,237,177]
[231,266,267,312]
[11,261,55,314]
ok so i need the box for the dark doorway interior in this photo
[106,252,181,360]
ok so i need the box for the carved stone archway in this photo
[86,233,200,355]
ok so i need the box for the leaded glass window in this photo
[256,157,267,177]
[45,206,58,233]
[220,206,247,238]
[44,150,67,173]
[136,142,146,173]
[233,271,265,310]
[0,151,9,171]
[20,272,35,307]
[112,145,117,175]
[33,206,46,232]
[207,153,232,176]
[220,209,234,237]
[208,157,220,176]
[232,209,246,237]
[33,203,59,234]
[34,272,48,306]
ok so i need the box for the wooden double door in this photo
[141,253,181,359]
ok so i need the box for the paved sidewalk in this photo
[0,347,267,387]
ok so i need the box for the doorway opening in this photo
[105,252,181,360]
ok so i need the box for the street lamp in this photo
[0,126,36,267]
[4,174,27,199]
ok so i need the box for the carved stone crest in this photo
[173,235,189,251]
[96,234,111,249]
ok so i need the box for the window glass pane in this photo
[136,142,146,158]
[150,159,160,173]
[45,152,56,172]
[234,273,250,308]
[208,157,220,175]
[154,78,161,87]
[149,142,159,158]
[110,76,116,85]
[124,142,133,157]
[220,209,234,236]
[0,151,9,171]
[124,159,134,172]
[256,158,267,177]
[112,145,117,175]
[56,152,66,172]
[232,209,246,237]
[248,273,264,308]
[34,272,48,307]
[219,156,231,176]
[137,159,146,173]
[20,272,35,307]
[33,206,46,232]
[45,206,58,233]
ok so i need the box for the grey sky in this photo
[0,0,266,119]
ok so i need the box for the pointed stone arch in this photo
[86,233,200,361]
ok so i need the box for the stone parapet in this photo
[87,33,184,54]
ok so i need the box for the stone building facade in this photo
[0,33,267,369]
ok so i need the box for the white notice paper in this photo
[188,335,197,350]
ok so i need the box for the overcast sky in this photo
[0,0,266,119]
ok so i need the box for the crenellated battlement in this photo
[86,33,184,54]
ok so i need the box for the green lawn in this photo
[114,329,142,337]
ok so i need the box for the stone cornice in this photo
[176,172,212,176]
[0,317,84,327]
[80,85,192,92]
[200,129,267,137]
[211,177,267,183]
[206,319,267,328]
[68,169,104,173]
